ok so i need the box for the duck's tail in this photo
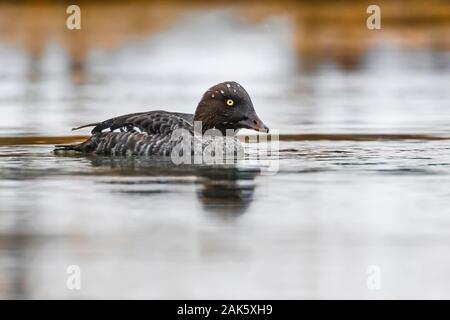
[54,137,97,154]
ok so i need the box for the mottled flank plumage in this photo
[55,81,268,157]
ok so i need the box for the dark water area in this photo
[1,1,450,298]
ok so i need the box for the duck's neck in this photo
[193,104,225,135]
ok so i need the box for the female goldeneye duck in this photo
[55,81,269,156]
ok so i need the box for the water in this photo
[1,3,450,299]
[2,140,450,299]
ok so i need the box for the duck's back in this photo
[56,111,195,156]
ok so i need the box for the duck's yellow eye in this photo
[226,99,234,107]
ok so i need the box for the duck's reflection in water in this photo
[88,156,259,217]
[195,168,257,217]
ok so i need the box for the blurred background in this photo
[1,0,450,299]
[0,0,449,135]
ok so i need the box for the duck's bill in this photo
[238,116,269,133]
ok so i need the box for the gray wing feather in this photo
[72,111,194,134]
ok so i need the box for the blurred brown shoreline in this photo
[2,133,450,147]
[0,0,449,73]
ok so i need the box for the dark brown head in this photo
[193,81,269,135]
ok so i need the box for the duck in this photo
[55,81,269,157]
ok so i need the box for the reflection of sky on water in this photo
[2,141,450,299]
[0,11,449,136]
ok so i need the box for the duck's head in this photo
[194,81,269,135]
